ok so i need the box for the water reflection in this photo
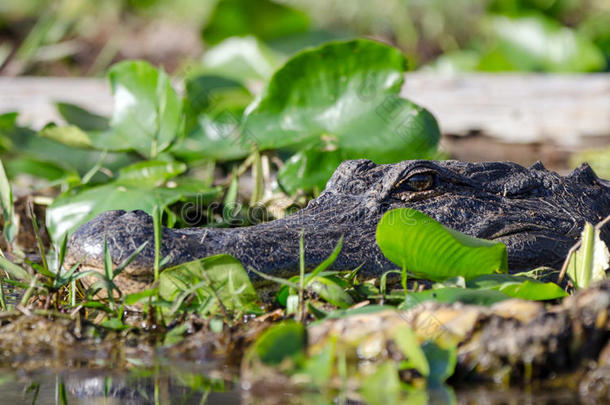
[0,367,585,405]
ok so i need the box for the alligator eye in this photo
[400,172,436,192]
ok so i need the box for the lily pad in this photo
[243,39,439,191]
[376,208,508,282]
[103,60,182,158]
[173,74,253,161]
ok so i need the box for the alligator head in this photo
[66,160,610,292]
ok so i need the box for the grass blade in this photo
[0,159,17,243]
[247,266,299,289]
[153,204,161,283]
[28,202,49,274]
[113,241,149,277]
[305,236,343,285]
[0,255,32,282]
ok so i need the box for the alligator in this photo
[66,159,610,293]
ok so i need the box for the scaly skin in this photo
[66,160,610,293]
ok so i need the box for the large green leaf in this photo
[277,148,345,194]
[242,39,439,191]
[159,254,260,315]
[46,161,219,240]
[376,208,508,282]
[103,60,182,158]
[483,13,605,72]
[202,0,309,45]
[173,74,253,161]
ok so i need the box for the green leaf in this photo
[0,159,17,242]
[200,36,284,82]
[251,320,306,365]
[467,274,567,300]
[100,317,129,331]
[400,287,510,310]
[484,13,605,72]
[105,60,182,158]
[394,325,429,377]
[277,148,345,194]
[159,254,260,315]
[301,335,334,384]
[116,160,187,187]
[5,157,74,182]
[567,222,609,289]
[38,124,94,149]
[202,0,309,45]
[304,236,343,284]
[56,102,110,131]
[1,113,135,178]
[124,288,158,305]
[308,276,353,309]
[46,179,219,241]
[421,342,457,386]
[360,362,402,405]
[173,74,253,161]
[242,39,439,191]
[376,208,508,282]
[0,256,32,282]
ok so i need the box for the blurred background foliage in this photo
[1,0,608,76]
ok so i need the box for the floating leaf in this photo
[243,39,439,191]
[105,60,182,158]
[376,208,508,282]
[277,148,344,194]
[173,74,253,161]
[567,222,609,289]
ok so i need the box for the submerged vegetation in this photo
[0,0,609,403]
